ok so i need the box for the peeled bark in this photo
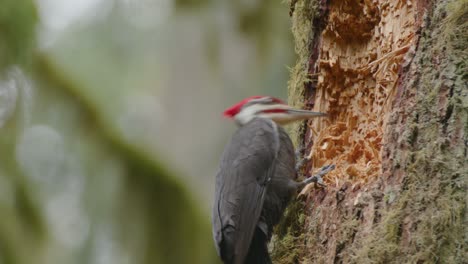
[274,0,467,263]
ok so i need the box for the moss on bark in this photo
[275,0,467,263]
[351,1,467,262]
[285,0,320,147]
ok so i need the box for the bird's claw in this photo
[308,174,327,188]
[300,164,335,188]
[319,164,335,175]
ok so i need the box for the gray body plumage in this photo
[212,118,298,264]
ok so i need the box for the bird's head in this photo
[223,96,327,126]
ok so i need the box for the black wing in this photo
[212,118,278,264]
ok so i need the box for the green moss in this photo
[273,0,321,261]
[271,200,307,263]
[350,196,404,263]
[281,0,466,263]
[441,0,468,52]
[273,1,320,259]
[349,1,467,263]
[301,206,327,263]
[286,0,319,146]
[337,217,359,243]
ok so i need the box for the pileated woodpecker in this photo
[212,96,333,264]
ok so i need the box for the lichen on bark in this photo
[275,0,467,263]
[273,1,321,260]
[285,0,320,147]
[352,1,467,262]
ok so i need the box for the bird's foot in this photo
[301,164,335,189]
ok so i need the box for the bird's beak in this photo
[269,105,327,125]
[285,107,327,118]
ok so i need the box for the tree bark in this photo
[274,0,467,263]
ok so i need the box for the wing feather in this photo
[212,118,278,263]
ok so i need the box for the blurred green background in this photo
[0,0,293,263]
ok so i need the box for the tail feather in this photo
[244,228,271,264]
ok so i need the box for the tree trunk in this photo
[273,0,467,263]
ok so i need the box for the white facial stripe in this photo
[234,103,289,125]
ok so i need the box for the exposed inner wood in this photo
[306,0,419,186]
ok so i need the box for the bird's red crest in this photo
[223,96,285,118]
